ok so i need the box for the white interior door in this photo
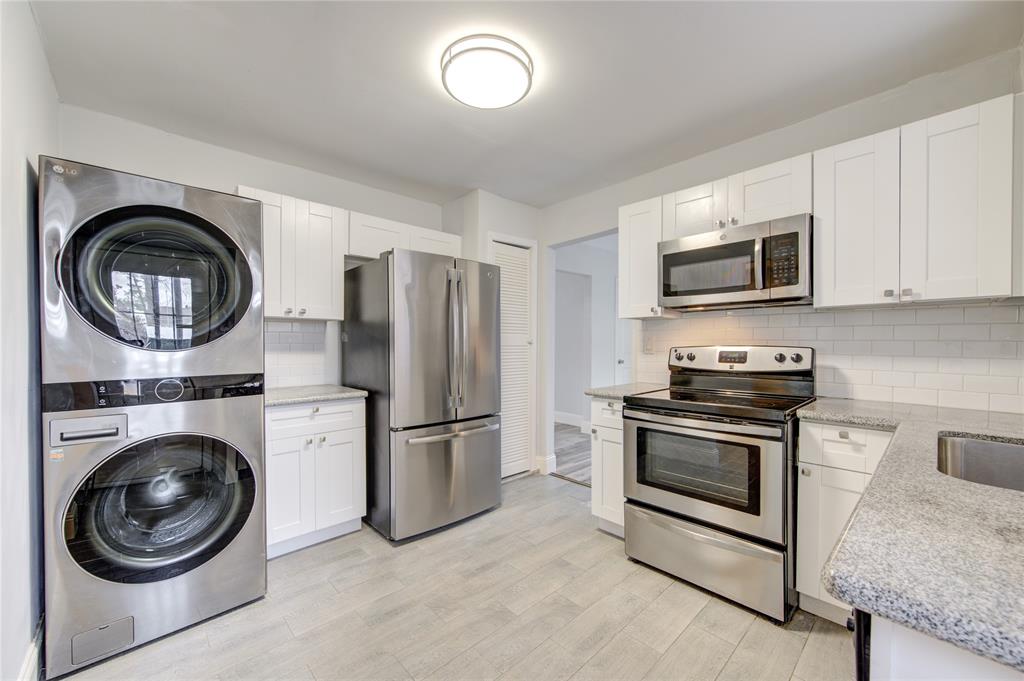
[493,241,534,478]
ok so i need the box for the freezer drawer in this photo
[624,503,788,621]
[391,415,501,540]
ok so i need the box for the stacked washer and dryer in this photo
[38,157,267,678]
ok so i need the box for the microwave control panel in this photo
[767,232,800,287]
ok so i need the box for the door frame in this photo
[485,232,539,474]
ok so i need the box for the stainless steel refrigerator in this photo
[343,249,501,540]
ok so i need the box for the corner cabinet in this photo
[238,186,348,320]
[265,398,366,558]
[796,421,893,624]
[590,398,625,535]
[349,211,461,259]
[618,197,665,318]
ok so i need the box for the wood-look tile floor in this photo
[554,423,591,485]
[73,474,853,681]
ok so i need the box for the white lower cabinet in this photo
[589,398,625,533]
[796,421,892,623]
[265,398,366,558]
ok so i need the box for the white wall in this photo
[0,3,59,678]
[444,188,541,260]
[554,270,592,423]
[535,47,1024,468]
[59,105,443,230]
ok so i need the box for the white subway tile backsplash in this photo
[264,320,341,389]
[636,303,1022,414]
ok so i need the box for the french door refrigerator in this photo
[344,249,501,540]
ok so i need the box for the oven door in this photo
[624,408,786,544]
[658,221,770,308]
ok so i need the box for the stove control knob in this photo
[774,353,786,363]
[674,352,684,361]
[686,352,696,362]
[790,353,804,363]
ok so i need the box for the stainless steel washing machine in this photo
[38,156,263,383]
[42,383,265,679]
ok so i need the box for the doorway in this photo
[552,232,631,486]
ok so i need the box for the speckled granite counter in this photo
[584,382,666,401]
[265,384,367,407]
[798,397,1024,670]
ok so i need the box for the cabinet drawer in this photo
[799,422,892,474]
[267,399,366,440]
[820,465,868,494]
[590,399,623,430]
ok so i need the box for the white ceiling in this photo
[33,1,1023,207]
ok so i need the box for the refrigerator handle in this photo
[458,269,469,408]
[447,268,460,408]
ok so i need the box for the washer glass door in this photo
[64,434,256,583]
[58,205,254,350]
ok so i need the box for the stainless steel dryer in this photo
[42,380,266,679]
[38,156,263,383]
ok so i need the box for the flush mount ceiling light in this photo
[440,34,533,109]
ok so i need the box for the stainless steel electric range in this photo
[622,344,815,622]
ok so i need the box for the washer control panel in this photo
[42,374,263,412]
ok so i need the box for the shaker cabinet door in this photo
[266,435,316,544]
[296,201,348,320]
[813,129,900,307]
[899,94,1013,301]
[726,153,811,226]
[618,197,663,319]
[661,179,728,240]
[239,186,296,318]
[313,428,366,530]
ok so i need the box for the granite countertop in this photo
[265,384,368,407]
[798,397,1024,670]
[584,382,667,401]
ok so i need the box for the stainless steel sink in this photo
[937,435,1024,492]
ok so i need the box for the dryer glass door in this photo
[58,205,254,350]
[64,434,256,583]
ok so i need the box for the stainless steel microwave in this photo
[658,214,811,310]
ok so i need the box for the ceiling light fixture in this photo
[440,34,533,109]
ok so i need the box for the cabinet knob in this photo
[716,219,726,228]
[591,428,597,435]
[901,288,913,297]
[650,306,657,314]
[838,431,850,440]
[607,401,615,408]
[883,289,895,298]
[800,468,811,477]
[305,438,313,445]
[312,406,320,414]
[284,307,293,314]
[299,308,307,315]
[319,435,327,443]
[730,217,739,225]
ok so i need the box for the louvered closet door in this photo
[493,242,534,477]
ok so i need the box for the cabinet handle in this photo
[319,435,327,443]
[312,406,320,414]
[883,289,895,298]
[299,308,307,315]
[838,431,850,440]
[305,438,313,445]
[901,288,913,297]
[284,307,293,314]
[800,468,811,477]
[730,217,739,225]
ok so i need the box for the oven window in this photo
[636,427,760,515]
[663,240,759,297]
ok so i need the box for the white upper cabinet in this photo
[238,186,348,321]
[727,153,812,226]
[618,196,664,318]
[409,225,462,257]
[349,212,461,259]
[661,179,728,239]
[899,94,1014,301]
[813,129,901,307]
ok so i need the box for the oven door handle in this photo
[753,236,765,290]
[623,408,782,439]
[630,505,782,562]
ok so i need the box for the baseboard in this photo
[798,593,852,627]
[553,411,584,428]
[18,622,42,681]
[541,453,557,475]
[267,518,362,559]
[597,518,624,538]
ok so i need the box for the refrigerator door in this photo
[390,250,458,428]
[456,259,501,421]
[390,415,501,540]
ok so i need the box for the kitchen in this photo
[3,2,1024,681]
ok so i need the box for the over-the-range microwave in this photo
[658,213,811,311]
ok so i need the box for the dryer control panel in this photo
[42,373,264,412]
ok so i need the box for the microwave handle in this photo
[753,236,765,290]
